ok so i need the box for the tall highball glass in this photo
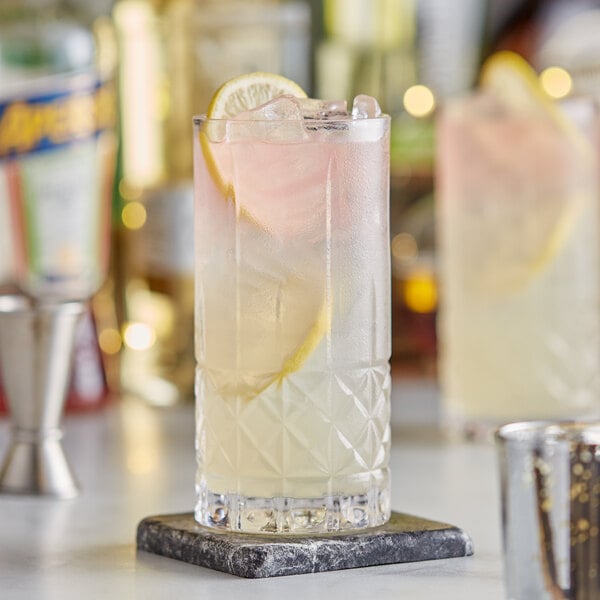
[193,101,391,533]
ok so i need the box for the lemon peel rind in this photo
[199,129,234,200]
[218,299,332,402]
[276,298,332,386]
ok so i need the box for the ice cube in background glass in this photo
[229,95,306,142]
[297,98,348,119]
[352,95,382,119]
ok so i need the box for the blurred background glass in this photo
[438,92,600,435]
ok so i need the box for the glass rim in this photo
[496,420,600,446]
[192,113,391,125]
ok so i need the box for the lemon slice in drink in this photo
[198,73,329,399]
[201,72,307,197]
[472,51,594,295]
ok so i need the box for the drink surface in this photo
[438,94,600,428]
[193,96,391,532]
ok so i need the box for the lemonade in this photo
[437,54,600,432]
[193,75,391,533]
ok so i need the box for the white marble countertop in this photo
[0,379,505,600]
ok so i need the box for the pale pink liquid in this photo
[193,116,392,533]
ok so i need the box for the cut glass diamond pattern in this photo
[195,363,391,533]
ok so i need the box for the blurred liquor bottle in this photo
[316,0,416,116]
[112,0,311,406]
[0,0,118,411]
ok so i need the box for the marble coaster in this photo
[136,512,474,578]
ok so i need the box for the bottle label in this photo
[0,74,117,299]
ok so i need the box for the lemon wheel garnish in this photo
[474,51,594,296]
[199,72,331,399]
[207,71,307,119]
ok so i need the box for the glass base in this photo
[195,482,391,534]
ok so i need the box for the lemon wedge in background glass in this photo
[472,50,594,296]
[197,73,330,399]
[481,50,590,154]
[481,51,557,113]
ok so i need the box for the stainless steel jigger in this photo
[0,295,85,498]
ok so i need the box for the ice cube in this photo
[235,95,303,121]
[352,95,382,119]
[228,96,306,142]
[296,98,348,119]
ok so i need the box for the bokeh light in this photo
[98,328,122,355]
[123,322,156,351]
[403,271,438,314]
[122,201,147,230]
[540,66,572,100]
[403,85,436,118]
[391,232,418,263]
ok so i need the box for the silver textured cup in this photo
[497,421,600,600]
[0,295,85,498]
